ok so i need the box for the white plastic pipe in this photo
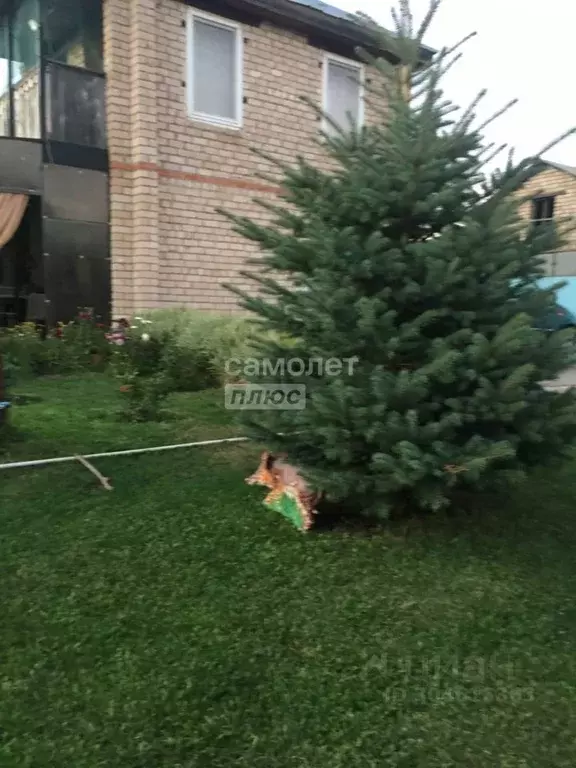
[0,436,250,471]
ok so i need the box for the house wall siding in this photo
[103,0,388,316]
[516,167,576,256]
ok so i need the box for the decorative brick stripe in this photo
[109,161,282,194]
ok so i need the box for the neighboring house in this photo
[0,0,432,326]
[516,159,576,313]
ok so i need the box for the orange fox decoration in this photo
[246,451,321,531]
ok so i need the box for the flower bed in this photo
[0,309,110,378]
[0,309,255,421]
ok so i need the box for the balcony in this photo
[0,0,105,149]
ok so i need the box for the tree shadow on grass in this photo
[312,459,576,574]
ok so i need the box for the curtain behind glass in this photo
[326,60,360,135]
[193,19,237,122]
[0,194,28,249]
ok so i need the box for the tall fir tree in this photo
[223,0,576,517]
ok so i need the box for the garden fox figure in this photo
[246,451,321,531]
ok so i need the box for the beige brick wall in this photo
[516,167,576,253]
[103,0,388,317]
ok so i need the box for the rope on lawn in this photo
[0,436,251,471]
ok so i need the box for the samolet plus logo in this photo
[225,384,306,410]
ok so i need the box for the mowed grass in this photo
[2,374,576,766]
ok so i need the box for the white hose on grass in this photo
[0,436,251,471]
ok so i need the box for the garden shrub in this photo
[2,352,19,390]
[141,308,297,383]
[0,323,59,377]
[139,309,249,383]
[109,317,215,421]
[109,323,173,422]
[160,340,217,393]
[0,310,110,379]
[57,309,110,371]
[0,307,295,403]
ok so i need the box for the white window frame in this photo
[321,53,365,135]
[186,9,244,129]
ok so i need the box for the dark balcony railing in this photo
[44,61,106,148]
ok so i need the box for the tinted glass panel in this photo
[11,0,40,139]
[0,20,10,136]
[43,218,110,324]
[45,62,106,147]
[43,0,103,72]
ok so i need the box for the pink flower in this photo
[106,330,126,346]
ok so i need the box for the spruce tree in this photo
[224,0,576,517]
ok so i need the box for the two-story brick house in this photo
[517,159,576,312]
[106,0,392,318]
[0,0,432,326]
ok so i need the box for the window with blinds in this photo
[187,11,243,128]
[323,55,364,136]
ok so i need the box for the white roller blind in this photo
[325,59,362,134]
[191,16,239,123]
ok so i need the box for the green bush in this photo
[138,309,250,383]
[58,310,110,370]
[0,311,110,379]
[160,340,217,392]
[0,309,294,394]
[2,352,19,389]
[140,308,297,383]
[0,323,57,377]
[109,318,216,421]
[110,327,173,422]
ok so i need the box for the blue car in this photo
[535,303,576,332]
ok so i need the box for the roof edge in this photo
[538,159,576,180]
[221,0,436,62]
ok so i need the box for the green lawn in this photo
[2,375,576,766]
